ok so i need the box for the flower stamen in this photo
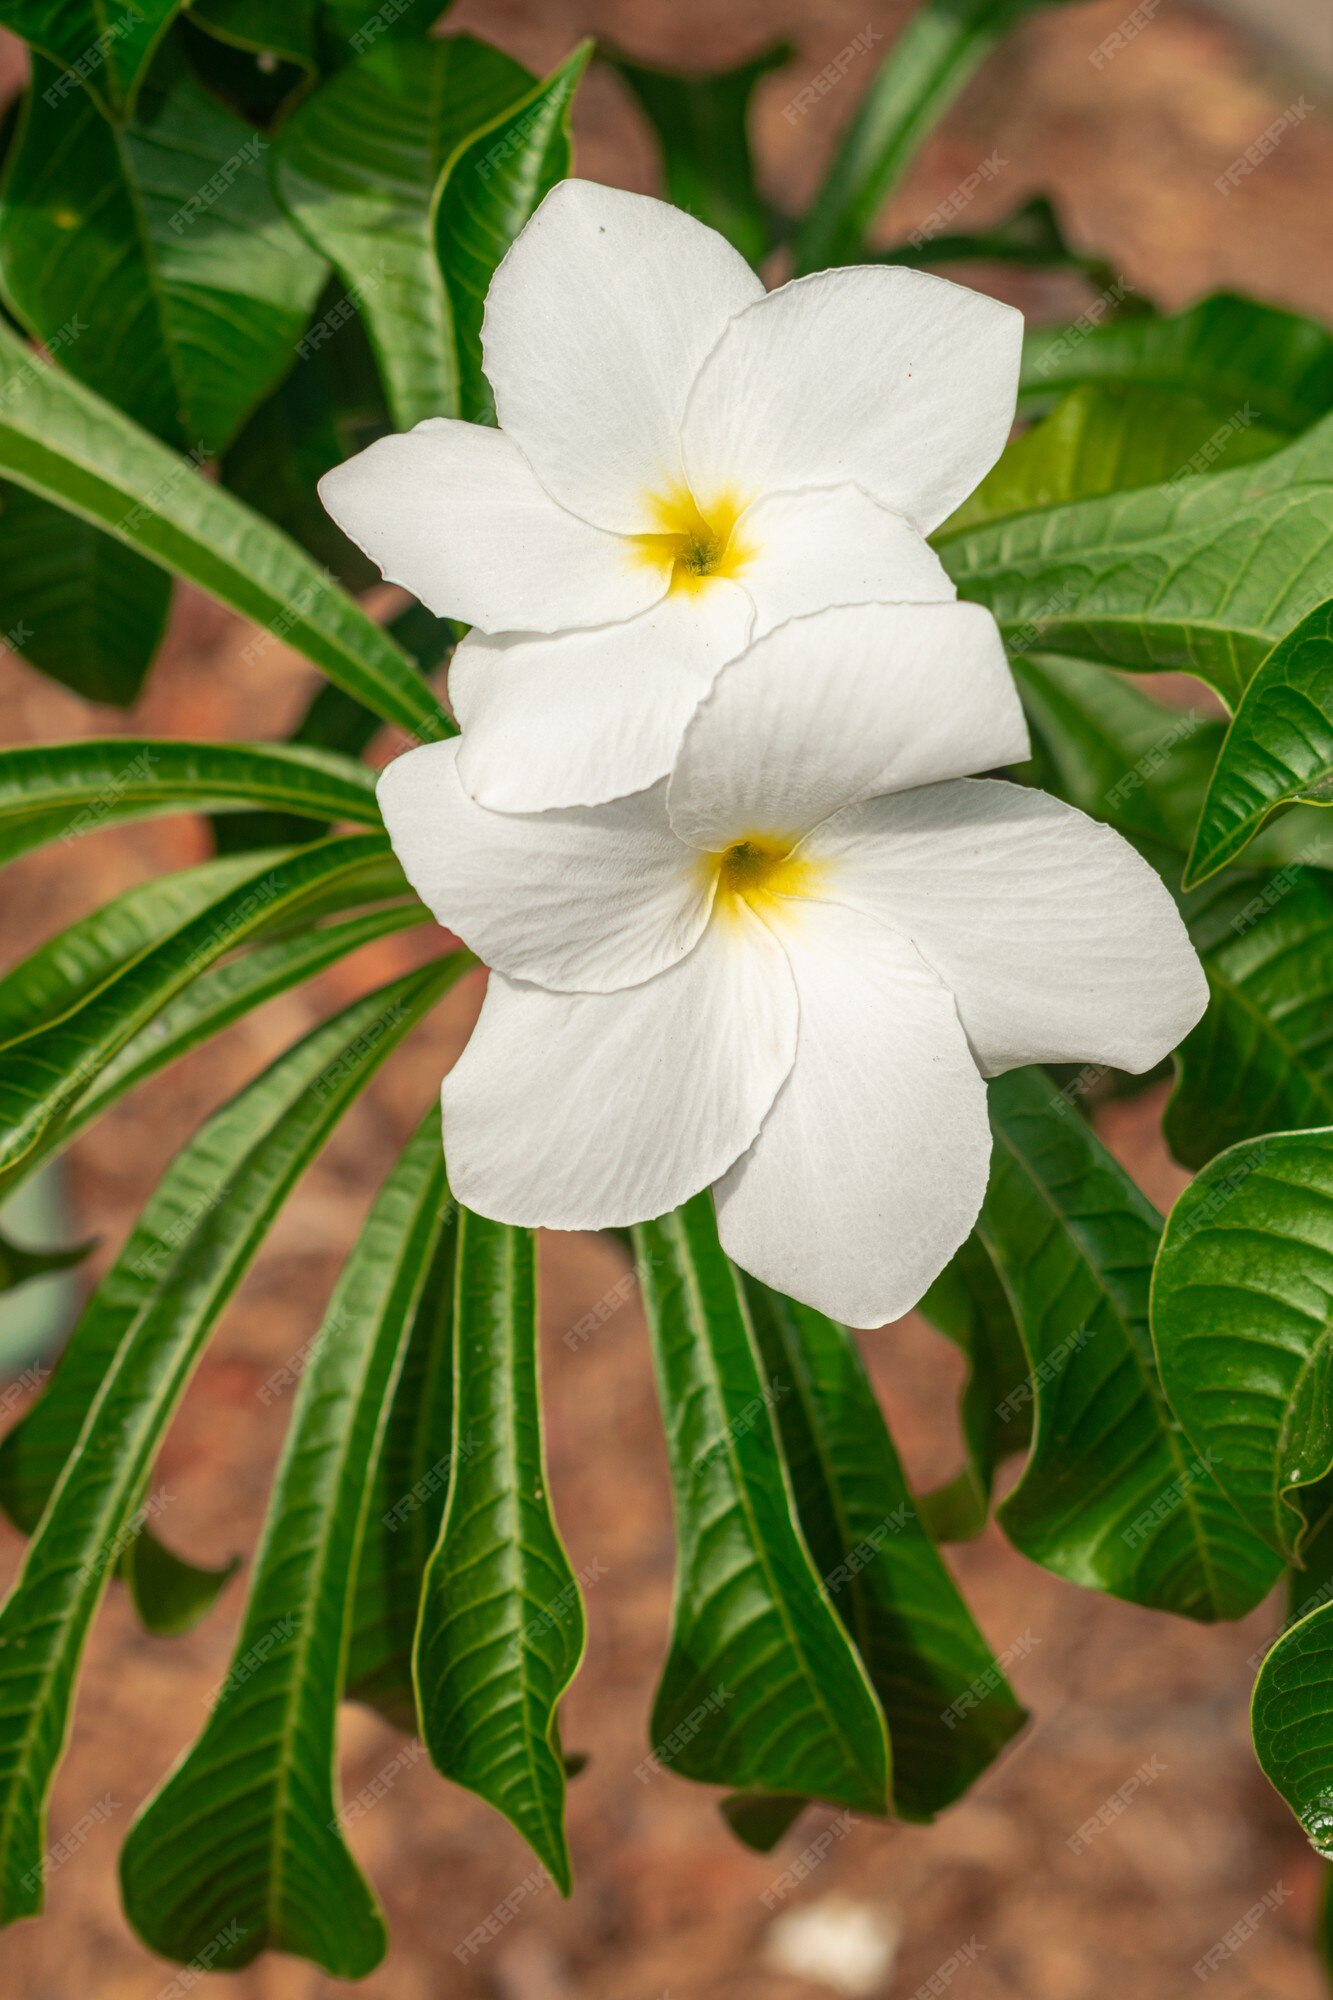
[711,833,825,919]
[631,482,755,594]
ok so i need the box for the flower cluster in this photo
[321,179,1206,1326]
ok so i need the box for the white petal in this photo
[318,418,660,633]
[667,601,1028,851]
[738,483,954,637]
[442,908,797,1229]
[377,740,709,993]
[482,178,765,532]
[450,584,753,813]
[716,902,990,1329]
[682,266,1022,536]
[803,778,1209,1076]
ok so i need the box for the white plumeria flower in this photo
[376,601,1208,1328]
[321,177,1023,814]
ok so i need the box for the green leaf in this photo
[0,316,448,740]
[1186,599,1333,885]
[0,833,400,1185]
[1153,1129,1333,1563]
[795,0,1074,273]
[188,0,445,76]
[946,384,1283,538]
[1165,868,1333,1170]
[220,277,387,590]
[608,41,787,267]
[1013,652,1221,869]
[633,1197,891,1814]
[0,908,424,1229]
[0,850,293,1049]
[0,0,180,117]
[120,1111,450,1975]
[1019,292,1333,436]
[984,1068,1282,1619]
[0,736,379,867]
[0,484,170,706]
[0,915,441,1536]
[436,41,590,425]
[347,1190,458,1727]
[1253,1598,1333,1858]
[877,191,1095,275]
[275,35,533,429]
[941,411,1333,708]
[0,49,328,455]
[718,1793,807,1854]
[188,0,322,72]
[743,1277,1026,1819]
[414,1210,583,1893]
[0,956,461,1923]
[120,1532,238,1638]
[0,1225,91,1294]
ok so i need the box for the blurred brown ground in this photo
[1,0,1331,1993]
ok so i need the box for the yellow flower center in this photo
[631,482,755,595]
[709,834,826,921]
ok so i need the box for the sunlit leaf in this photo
[275,35,533,428]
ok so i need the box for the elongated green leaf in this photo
[947,384,1283,538]
[0,49,327,455]
[1253,1599,1333,1857]
[0,318,447,740]
[0,923,447,1537]
[878,191,1094,274]
[0,737,379,868]
[1166,869,1333,1169]
[436,42,590,425]
[1020,292,1333,435]
[347,1194,457,1726]
[0,850,290,1049]
[220,277,386,591]
[1186,599,1333,885]
[0,833,399,1183]
[120,1112,450,1975]
[0,484,170,706]
[984,1069,1281,1618]
[633,1198,890,1814]
[415,1210,582,1891]
[120,1531,238,1638]
[0,1226,90,1295]
[608,41,787,267]
[275,36,532,429]
[795,0,1072,272]
[940,413,1333,708]
[0,957,461,1923]
[744,1278,1026,1819]
[0,0,179,116]
[1153,1130,1333,1563]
